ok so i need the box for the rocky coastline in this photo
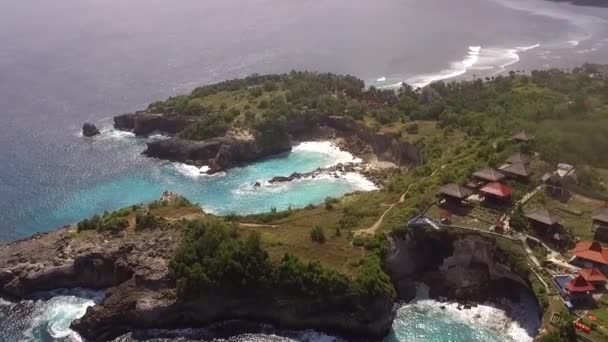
[386,229,542,330]
[112,110,419,174]
[0,209,541,341]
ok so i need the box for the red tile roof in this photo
[579,269,608,283]
[571,241,608,265]
[566,275,595,293]
[480,182,513,198]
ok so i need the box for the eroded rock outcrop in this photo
[113,109,419,173]
[82,123,101,137]
[72,284,393,342]
[144,129,292,173]
[386,230,535,303]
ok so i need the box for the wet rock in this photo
[82,123,101,137]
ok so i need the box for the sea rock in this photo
[72,284,394,342]
[145,129,292,173]
[144,138,223,163]
[82,123,100,137]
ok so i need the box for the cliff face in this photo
[72,283,393,342]
[144,129,292,172]
[386,231,534,303]
[0,220,393,342]
[114,113,196,136]
[114,110,419,173]
[323,116,420,166]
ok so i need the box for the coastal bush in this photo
[135,212,164,230]
[148,195,194,209]
[171,219,273,297]
[180,112,235,140]
[353,255,395,299]
[310,226,326,243]
[510,204,529,232]
[77,209,130,233]
[324,196,338,210]
[171,218,394,301]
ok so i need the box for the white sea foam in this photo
[0,298,12,306]
[396,299,536,342]
[398,44,540,89]
[147,133,171,141]
[568,40,580,47]
[172,163,226,179]
[376,76,387,82]
[100,128,136,140]
[292,141,362,165]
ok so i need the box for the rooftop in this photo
[571,241,608,265]
[505,152,532,165]
[473,167,506,182]
[480,182,513,198]
[579,268,608,283]
[566,274,595,293]
[525,206,561,226]
[511,130,535,142]
[438,184,473,200]
[500,162,533,177]
[592,208,608,224]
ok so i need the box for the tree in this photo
[510,204,528,232]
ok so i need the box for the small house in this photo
[592,208,608,242]
[579,269,608,291]
[570,241,608,274]
[500,162,533,179]
[511,130,535,143]
[505,152,532,165]
[473,167,506,183]
[480,182,513,204]
[525,207,563,244]
[438,184,473,205]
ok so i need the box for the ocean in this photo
[1,0,606,340]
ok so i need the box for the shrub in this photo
[135,212,163,230]
[310,226,326,243]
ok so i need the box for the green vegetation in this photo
[309,225,326,243]
[135,212,164,230]
[170,218,395,301]
[77,207,132,233]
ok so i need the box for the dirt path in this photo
[354,181,413,237]
[239,222,279,228]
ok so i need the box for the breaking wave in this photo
[397,44,540,89]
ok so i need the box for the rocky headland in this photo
[112,110,419,174]
[0,200,541,341]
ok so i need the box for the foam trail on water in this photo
[292,141,362,165]
[390,299,537,342]
[384,43,540,90]
[377,76,387,82]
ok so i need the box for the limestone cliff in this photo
[386,230,536,304]
[0,215,393,342]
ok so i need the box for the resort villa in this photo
[592,208,608,242]
[525,206,566,247]
[437,184,473,206]
[570,241,608,274]
[479,182,513,204]
[510,130,535,143]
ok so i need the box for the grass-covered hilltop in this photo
[4,64,608,341]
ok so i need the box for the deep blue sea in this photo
[1,0,606,340]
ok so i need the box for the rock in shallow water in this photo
[82,123,100,137]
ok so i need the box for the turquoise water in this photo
[0,296,537,342]
[12,132,374,238]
